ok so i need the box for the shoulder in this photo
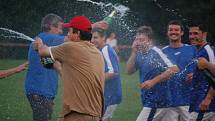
[162,45,169,50]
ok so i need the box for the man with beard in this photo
[162,20,196,121]
[188,23,215,121]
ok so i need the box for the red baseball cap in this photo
[63,16,92,33]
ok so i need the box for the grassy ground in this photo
[0,59,141,121]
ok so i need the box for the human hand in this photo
[17,62,28,71]
[198,57,209,70]
[199,97,212,111]
[92,21,109,30]
[140,79,156,89]
[186,73,193,82]
[132,37,151,54]
[33,37,43,50]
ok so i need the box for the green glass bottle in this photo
[40,57,54,69]
[103,10,116,25]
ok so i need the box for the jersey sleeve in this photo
[102,46,119,74]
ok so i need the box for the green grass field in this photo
[0,59,141,121]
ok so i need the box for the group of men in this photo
[1,13,215,121]
[28,13,122,121]
[127,20,215,121]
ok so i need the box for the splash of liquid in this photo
[0,27,34,41]
[77,0,130,18]
[152,0,189,22]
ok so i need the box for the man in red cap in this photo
[34,16,106,121]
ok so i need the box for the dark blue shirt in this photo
[25,32,64,97]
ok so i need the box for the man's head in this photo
[133,26,154,53]
[189,23,207,47]
[63,16,92,42]
[41,13,63,34]
[109,32,116,39]
[91,28,107,48]
[167,20,184,43]
[135,26,154,44]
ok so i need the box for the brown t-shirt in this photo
[50,41,105,117]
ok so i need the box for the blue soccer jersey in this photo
[25,32,64,97]
[190,44,215,112]
[162,44,197,106]
[135,46,174,108]
[101,44,122,108]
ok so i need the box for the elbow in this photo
[126,68,135,75]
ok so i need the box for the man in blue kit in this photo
[25,13,64,121]
[126,26,179,121]
[188,23,215,121]
[162,20,197,121]
[91,28,122,121]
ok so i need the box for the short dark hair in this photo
[136,26,154,39]
[41,13,63,32]
[167,20,184,31]
[72,28,92,41]
[92,28,107,38]
[189,23,206,32]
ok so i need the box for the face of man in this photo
[66,28,79,42]
[134,33,151,53]
[91,32,105,48]
[189,26,204,46]
[167,24,183,42]
[51,22,63,34]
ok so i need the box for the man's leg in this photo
[102,104,118,121]
[136,107,167,121]
[27,94,54,121]
[162,107,179,121]
[178,106,190,121]
[202,112,215,121]
[189,112,204,121]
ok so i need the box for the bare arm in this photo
[140,66,179,89]
[199,87,215,111]
[105,73,116,81]
[33,37,51,57]
[0,62,28,78]
[198,57,215,74]
[126,51,137,74]
[126,40,139,75]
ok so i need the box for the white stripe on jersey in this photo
[204,45,215,64]
[49,47,55,61]
[102,45,114,73]
[152,46,174,67]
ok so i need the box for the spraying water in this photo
[77,0,130,18]
[152,0,189,22]
[0,27,34,42]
